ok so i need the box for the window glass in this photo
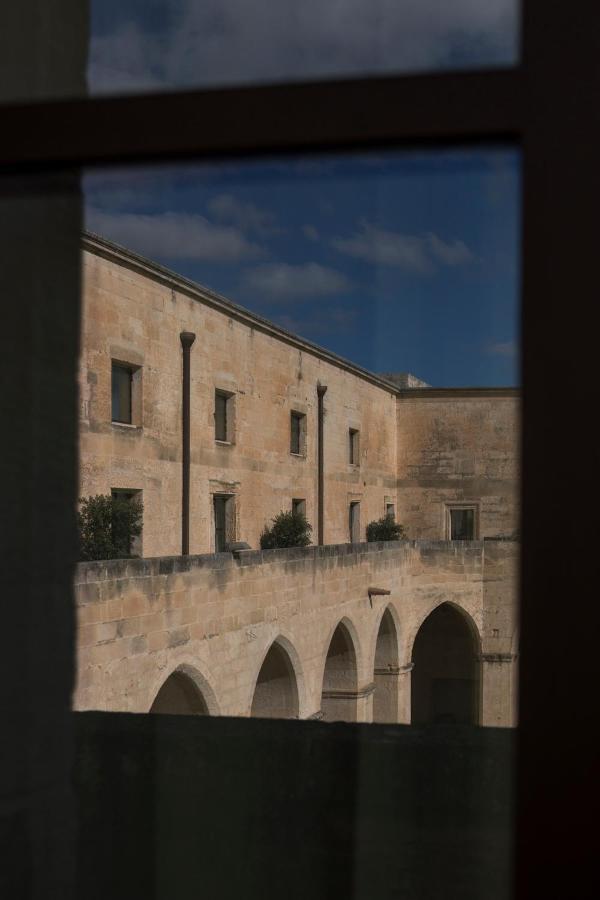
[450,507,476,540]
[215,391,228,441]
[89,1,519,98]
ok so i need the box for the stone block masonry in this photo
[73,540,518,727]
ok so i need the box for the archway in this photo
[150,670,210,715]
[411,603,480,725]
[373,607,400,723]
[321,620,359,722]
[251,640,299,719]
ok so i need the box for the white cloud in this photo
[332,221,431,271]
[426,232,474,266]
[86,208,265,262]
[207,193,281,235]
[89,1,517,94]
[332,220,474,272]
[242,262,353,299]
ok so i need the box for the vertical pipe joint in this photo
[317,383,328,546]
[180,332,196,555]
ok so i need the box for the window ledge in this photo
[215,439,233,447]
[112,421,142,432]
[290,452,306,459]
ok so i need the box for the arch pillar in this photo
[480,652,518,727]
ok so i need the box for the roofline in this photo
[82,231,520,400]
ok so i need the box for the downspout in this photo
[180,332,196,555]
[317,383,328,545]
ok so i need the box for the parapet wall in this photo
[74,540,518,726]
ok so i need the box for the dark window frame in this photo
[111,361,133,424]
[214,389,234,443]
[5,4,598,894]
[348,428,360,466]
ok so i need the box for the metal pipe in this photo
[317,383,328,545]
[180,331,196,555]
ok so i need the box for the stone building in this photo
[75,231,520,726]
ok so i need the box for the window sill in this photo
[215,439,234,447]
[290,452,306,459]
[112,421,142,432]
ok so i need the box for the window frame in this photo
[5,4,598,894]
[214,388,234,444]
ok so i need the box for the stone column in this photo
[480,653,517,727]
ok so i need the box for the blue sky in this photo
[85,1,519,387]
[84,149,520,387]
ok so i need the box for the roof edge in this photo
[82,231,520,400]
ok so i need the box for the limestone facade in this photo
[76,233,520,725]
[79,233,519,556]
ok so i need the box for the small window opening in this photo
[290,411,306,455]
[215,390,233,442]
[386,503,395,520]
[292,499,306,517]
[111,363,133,424]
[449,507,477,540]
[349,501,361,543]
[349,428,360,465]
[214,494,235,552]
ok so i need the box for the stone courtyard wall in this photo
[74,540,518,727]
[396,390,519,540]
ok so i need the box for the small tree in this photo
[366,514,406,543]
[260,510,312,550]
[78,494,143,561]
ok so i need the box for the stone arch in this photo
[373,605,400,723]
[410,602,481,725]
[321,618,360,722]
[149,663,219,716]
[250,637,300,719]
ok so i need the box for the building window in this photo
[213,493,235,552]
[349,428,360,465]
[292,498,306,517]
[215,389,234,442]
[386,503,395,520]
[111,362,133,424]
[290,411,306,455]
[448,506,478,541]
[349,501,361,543]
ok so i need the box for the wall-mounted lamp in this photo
[367,586,391,608]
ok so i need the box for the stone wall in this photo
[396,390,519,540]
[74,540,519,727]
[80,238,398,557]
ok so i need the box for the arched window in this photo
[251,641,300,719]
[411,603,480,725]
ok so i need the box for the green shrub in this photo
[78,494,143,561]
[366,514,406,542]
[260,510,313,550]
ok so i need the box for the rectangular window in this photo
[214,494,235,552]
[349,501,361,544]
[349,428,360,465]
[215,390,233,442]
[111,363,133,424]
[386,503,395,520]
[449,507,477,541]
[290,411,306,455]
[292,499,306,517]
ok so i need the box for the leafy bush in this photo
[78,494,143,561]
[260,510,313,550]
[366,514,406,542]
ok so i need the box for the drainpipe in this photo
[180,332,196,555]
[317,383,328,545]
